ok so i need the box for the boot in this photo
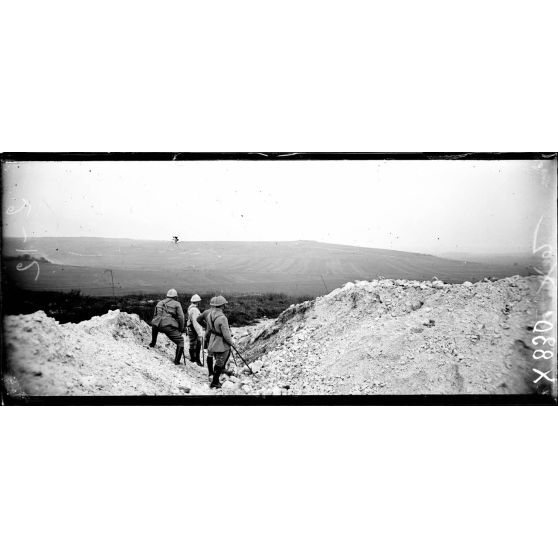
[189,348,196,362]
[207,356,214,382]
[149,326,158,347]
[174,346,184,365]
[210,365,222,389]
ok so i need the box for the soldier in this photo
[203,295,233,389]
[197,306,214,382]
[149,288,185,365]
[186,294,204,367]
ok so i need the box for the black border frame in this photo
[2,394,555,406]
[2,152,558,161]
[1,152,557,406]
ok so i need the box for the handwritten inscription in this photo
[6,198,31,216]
[531,215,556,386]
[532,216,553,259]
[531,319,555,384]
[16,260,40,281]
[7,198,40,281]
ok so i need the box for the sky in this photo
[2,158,556,255]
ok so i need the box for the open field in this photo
[3,238,537,297]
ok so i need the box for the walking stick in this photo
[200,336,205,366]
[182,333,188,365]
[230,344,253,374]
[207,324,254,374]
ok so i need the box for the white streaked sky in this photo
[2,159,556,254]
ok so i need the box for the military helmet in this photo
[166,288,178,297]
[191,294,201,302]
[210,295,228,307]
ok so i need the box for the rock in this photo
[410,326,424,333]
[432,280,445,289]
[271,386,282,396]
[463,281,473,287]
[251,360,264,373]
[221,381,236,391]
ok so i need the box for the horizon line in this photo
[1,234,535,256]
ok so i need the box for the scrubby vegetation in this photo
[2,288,310,327]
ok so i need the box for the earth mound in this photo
[237,275,543,395]
[2,275,546,397]
[3,310,214,396]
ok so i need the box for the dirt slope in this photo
[2,275,546,397]
[3,311,214,396]
[237,275,544,395]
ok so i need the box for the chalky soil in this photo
[3,276,544,397]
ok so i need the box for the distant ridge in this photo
[3,237,536,296]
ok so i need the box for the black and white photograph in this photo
[2,2,558,558]
[2,154,556,403]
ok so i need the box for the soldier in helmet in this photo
[202,295,233,389]
[149,288,185,365]
[197,306,215,382]
[186,294,204,367]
